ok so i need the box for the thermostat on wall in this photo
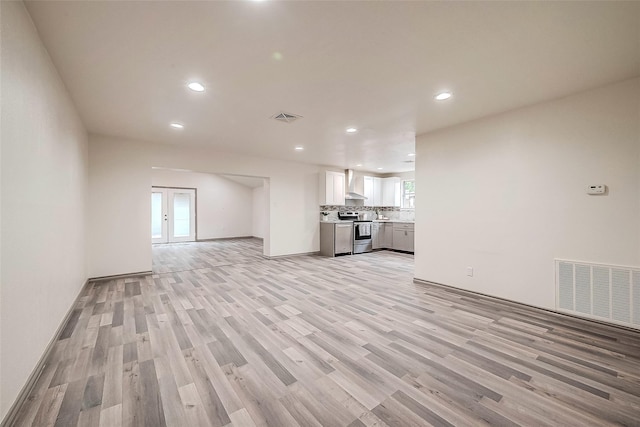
[587,185,606,195]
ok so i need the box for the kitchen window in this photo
[401,179,415,209]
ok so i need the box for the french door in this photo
[151,187,196,243]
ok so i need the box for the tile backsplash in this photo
[319,206,415,221]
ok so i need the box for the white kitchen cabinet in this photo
[392,222,414,252]
[381,177,401,207]
[319,171,345,205]
[363,176,382,207]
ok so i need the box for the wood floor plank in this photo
[99,404,122,427]
[182,347,231,426]
[371,395,432,427]
[82,374,105,410]
[178,383,211,426]
[154,355,186,427]
[238,333,297,387]
[139,359,167,427]
[228,408,258,427]
[207,338,247,368]
[279,392,324,427]
[191,343,244,416]
[286,381,357,427]
[329,367,383,410]
[221,363,284,427]
[11,238,640,426]
[78,405,102,426]
[53,378,85,427]
[30,384,67,427]
[121,360,141,426]
[312,375,370,422]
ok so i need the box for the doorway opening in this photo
[151,187,196,243]
[150,168,270,258]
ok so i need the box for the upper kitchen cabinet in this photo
[381,177,401,207]
[363,176,382,207]
[319,171,345,205]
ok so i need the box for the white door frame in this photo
[151,187,196,244]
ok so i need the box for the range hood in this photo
[345,169,367,200]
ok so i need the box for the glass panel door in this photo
[151,187,196,243]
[151,190,167,243]
[169,189,195,242]
[173,193,191,237]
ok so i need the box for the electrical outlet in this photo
[466,267,473,277]
[587,184,606,195]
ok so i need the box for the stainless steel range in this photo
[338,211,373,254]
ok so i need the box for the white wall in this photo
[415,77,640,310]
[151,169,254,239]
[88,134,319,277]
[88,136,151,278]
[252,185,266,238]
[0,1,88,420]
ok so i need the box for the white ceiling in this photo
[25,1,640,173]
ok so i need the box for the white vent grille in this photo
[556,259,640,330]
[271,111,303,123]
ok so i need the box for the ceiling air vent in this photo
[272,111,303,123]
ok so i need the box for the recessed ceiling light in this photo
[356,164,362,167]
[377,167,383,170]
[434,91,452,101]
[408,153,416,157]
[346,127,358,133]
[294,146,304,151]
[187,82,205,92]
[170,123,184,129]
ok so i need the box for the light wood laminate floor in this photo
[12,239,640,426]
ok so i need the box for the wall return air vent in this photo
[271,111,303,123]
[556,259,640,330]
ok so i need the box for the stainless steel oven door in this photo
[354,222,372,240]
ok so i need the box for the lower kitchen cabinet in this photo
[320,222,353,256]
[383,223,394,248]
[325,221,413,255]
[392,223,414,252]
[371,221,413,252]
[372,222,382,249]
[373,222,393,250]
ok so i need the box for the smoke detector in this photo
[272,111,303,123]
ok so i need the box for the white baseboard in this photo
[89,271,152,282]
